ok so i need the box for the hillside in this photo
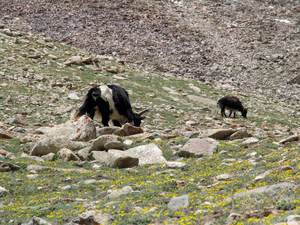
[1,0,300,225]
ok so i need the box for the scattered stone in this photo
[242,137,259,146]
[177,138,217,158]
[126,144,167,165]
[199,129,237,140]
[0,161,20,172]
[278,135,299,144]
[90,135,122,151]
[88,151,108,163]
[165,161,186,168]
[114,123,143,136]
[168,194,189,210]
[21,216,52,225]
[227,212,243,225]
[0,186,8,197]
[77,210,109,225]
[96,126,120,136]
[30,137,88,156]
[223,182,298,203]
[108,186,133,198]
[229,130,248,140]
[41,153,55,161]
[107,149,139,168]
[36,115,96,141]
[9,114,27,125]
[57,148,81,162]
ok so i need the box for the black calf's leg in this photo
[221,107,227,117]
[228,110,233,118]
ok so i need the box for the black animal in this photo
[217,96,247,118]
[72,84,148,127]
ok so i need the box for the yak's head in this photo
[132,109,149,127]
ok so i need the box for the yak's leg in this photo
[112,120,122,127]
[86,108,95,120]
[233,110,236,118]
[228,110,233,118]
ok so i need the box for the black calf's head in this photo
[242,108,247,118]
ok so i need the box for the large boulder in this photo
[107,149,139,168]
[35,115,96,141]
[126,144,167,165]
[30,137,87,156]
[177,138,217,158]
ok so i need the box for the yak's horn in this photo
[138,109,149,116]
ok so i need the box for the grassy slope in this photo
[1,28,300,224]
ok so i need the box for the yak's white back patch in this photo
[99,85,114,108]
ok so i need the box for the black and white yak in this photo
[217,96,247,118]
[72,84,148,127]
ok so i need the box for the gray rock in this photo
[165,161,186,168]
[168,194,189,210]
[21,153,44,162]
[89,151,108,163]
[41,153,55,161]
[200,129,237,140]
[90,135,122,151]
[57,148,81,162]
[126,143,167,165]
[107,149,139,168]
[278,135,299,144]
[21,216,52,225]
[96,126,120,136]
[104,141,124,150]
[242,137,259,146]
[78,210,109,225]
[230,130,248,140]
[0,186,8,197]
[223,182,298,203]
[177,138,217,158]
[0,161,20,172]
[108,186,133,198]
[227,212,243,225]
[77,147,91,161]
[114,123,144,136]
[286,215,300,222]
[36,115,96,141]
[9,114,27,125]
[30,137,88,156]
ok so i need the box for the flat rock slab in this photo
[278,135,299,144]
[177,138,217,158]
[27,164,92,173]
[223,182,298,203]
[107,149,139,168]
[126,143,167,165]
[199,129,237,140]
[168,194,189,210]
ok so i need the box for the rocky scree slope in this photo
[1,0,300,103]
